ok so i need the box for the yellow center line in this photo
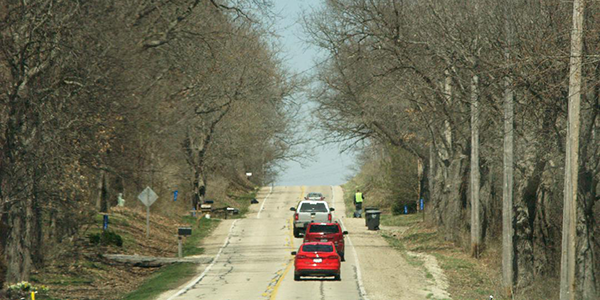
[269,186,304,300]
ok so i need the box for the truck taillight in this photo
[328,213,332,221]
[294,213,299,221]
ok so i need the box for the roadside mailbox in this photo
[177,227,193,258]
[200,204,212,212]
[178,227,192,236]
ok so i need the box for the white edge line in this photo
[256,186,273,219]
[332,186,369,300]
[166,219,239,300]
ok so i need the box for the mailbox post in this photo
[177,227,192,258]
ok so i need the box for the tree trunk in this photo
[427,144,436,223]
[420,157,430,209]
[576,169,597,299]
[441,70,453,162]
[513,155,546,287]
[3,105,38,283]
[31,181,43,267]
[192,166,206,211]
[573,16,599,300]
[470,75,481,257]
[5,197,33,283]
[96,170,106,212]
[533,175,560,277]
[432,150,468,242]
[479,160,494,243]
[560,0,584,298]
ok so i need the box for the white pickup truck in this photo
[290,200,334,238]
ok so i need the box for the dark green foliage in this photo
[392,201,417,216]
[88,231,123,247]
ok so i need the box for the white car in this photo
[290,200,334,238]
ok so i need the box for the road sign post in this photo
[146,206,150,239]
[138,187,158,239]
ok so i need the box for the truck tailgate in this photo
[298,212,329,224]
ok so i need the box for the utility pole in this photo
[560,0,584,299]
[470,1,482,259]
[502,0,515,296]
[470,74,481,258]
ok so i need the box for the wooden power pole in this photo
[560,0,585,299]
[470,74,481,258]
[502,0,515,295]
[470,1,482,259]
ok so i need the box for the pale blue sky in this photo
[272,0,356,186]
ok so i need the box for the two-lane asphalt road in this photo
[160,186,366,300]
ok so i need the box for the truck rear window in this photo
[299,202,328,213]
[309,225,339,233]
[302,244,334,252]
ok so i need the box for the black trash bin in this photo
[364,207,378,226]
[366,210,381,231]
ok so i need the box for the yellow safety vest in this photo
[355,192,363,203]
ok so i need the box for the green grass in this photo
[123,216,220,299]
[229,190,257,218]
[82,260,109,270]
[380,213,423,227]
[122,263,197,300]
[93,213,130,227]
[182,217,220,256]
[43,274,94,286]
[434,254,476,273]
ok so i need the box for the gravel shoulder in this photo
[332,186,451,300]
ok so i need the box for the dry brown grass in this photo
[31,207,193,299]
[384,214,560,300]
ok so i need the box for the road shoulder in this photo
[332,186,449,300]
[156,218,236,300]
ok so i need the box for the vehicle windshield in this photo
[309,225,339,233]
[307,193,322,197]
[299,202,328,213]
[302,244,334,252]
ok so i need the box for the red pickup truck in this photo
[303,222,348,261]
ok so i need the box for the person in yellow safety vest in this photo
[354,189,364,214]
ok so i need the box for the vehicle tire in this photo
[339,252,345,261]
[294,273,300,281]
[293,228,301,238]
[334,274,341,281]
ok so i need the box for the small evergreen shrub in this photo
[88,230,123,247]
